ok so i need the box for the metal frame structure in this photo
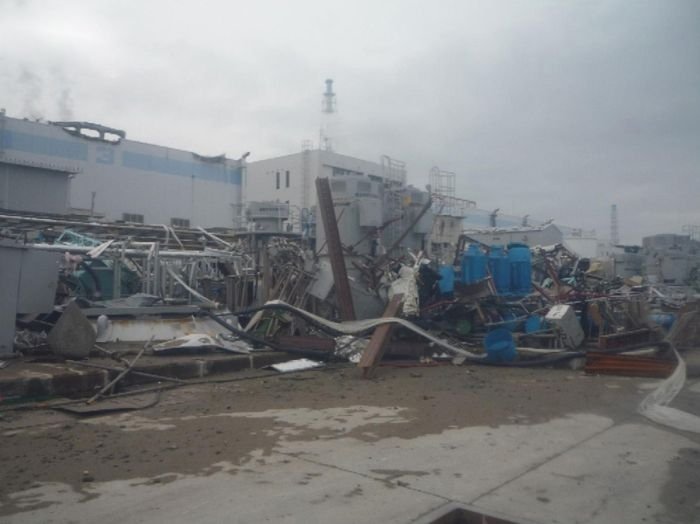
[429,166,475,217]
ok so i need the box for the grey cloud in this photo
[0,0,698,243]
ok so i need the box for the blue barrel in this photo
[525,315,544,333]
[438,265,455,296]
[484,328,516,362]
[488,245,511,294]
[462,244,487,284]
[508,243,532,295]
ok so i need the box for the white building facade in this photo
[463,224,564,248]
[245,149,406,231]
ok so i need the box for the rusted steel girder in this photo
[315,177,356,321]
[358,293,404,378]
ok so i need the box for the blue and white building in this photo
[0,112,244,228]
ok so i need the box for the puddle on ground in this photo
[80,405,412,435]
[4,414,698,524]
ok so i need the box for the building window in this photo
[357,181,371,195]
[276,171,280,190]
[285,170,290,188]
[122,213,144,224]
[330,180,346,192]
[171,218,190,228]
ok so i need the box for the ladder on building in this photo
[382,185,404,253]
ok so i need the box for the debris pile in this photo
[1,186,699,432]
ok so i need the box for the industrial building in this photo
[0,113,73,215]
[606,245,645,279]
[0,112,244,228]
[244,148,407,232]
[1,109,426,245]
[642,233,700,285]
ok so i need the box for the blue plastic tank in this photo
[525,315,544,333]
[488,245,511,294]
[508,243,532,295]
[462,244,487,284]
[438,265,455,296]
[484,328,516,363]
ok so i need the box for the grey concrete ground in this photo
[1,364,699,523]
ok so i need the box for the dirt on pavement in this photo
[0,362,666,514]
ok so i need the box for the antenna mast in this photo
[320,78,336,151]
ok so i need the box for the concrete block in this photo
[205,356,251,375]
[48,302,96,359]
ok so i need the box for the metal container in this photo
[508,243,532,295]
[461,244,487,284]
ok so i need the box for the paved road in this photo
[1,365,698,523]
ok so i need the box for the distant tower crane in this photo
[610,204,620,245]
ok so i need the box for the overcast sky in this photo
[1,0,698,243]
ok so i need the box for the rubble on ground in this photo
[1,191,699,436]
